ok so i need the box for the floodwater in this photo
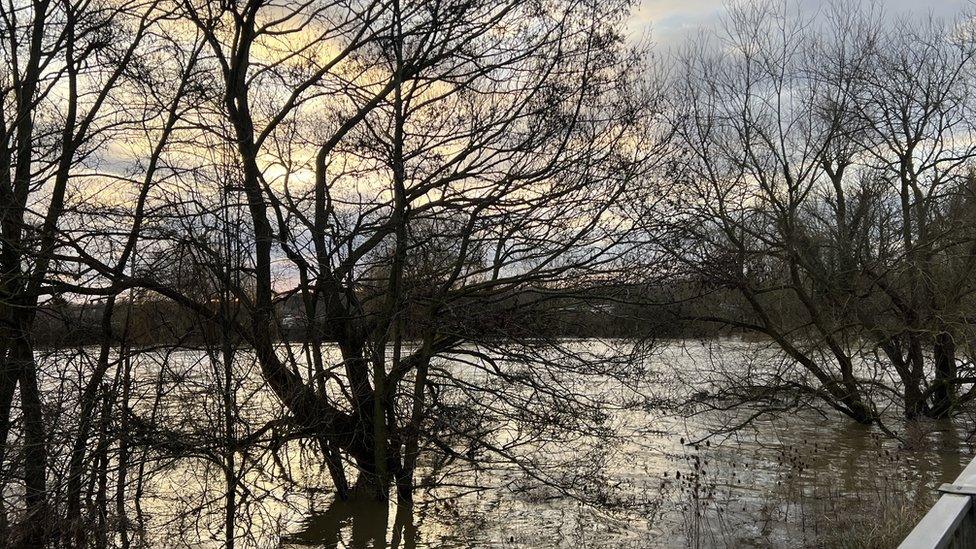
[278,419,964,549]
[48,338,972,548]
[277,409,967,549]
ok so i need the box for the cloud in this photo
[627,0,969,48]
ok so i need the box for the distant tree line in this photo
[31,284,719,348]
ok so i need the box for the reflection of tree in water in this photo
[837,420,871,494]
[906,421,964,502]
[936,422,963,483]
[285,482,417,549]
[831,418,967,504]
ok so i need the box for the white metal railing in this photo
[900,455,976,548]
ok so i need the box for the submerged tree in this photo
[659,3,976,426]
[15,4,670,546]
[155,0,666,502]
[0,0,198,544]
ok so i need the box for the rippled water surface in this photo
[105,339,972,548]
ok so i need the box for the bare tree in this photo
[26,0,668,537]
[660,2,976,427]
[0,0,186,543]
[151,0,667,502]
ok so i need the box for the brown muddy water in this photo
[62,339,971,548]
[277,414,966,549]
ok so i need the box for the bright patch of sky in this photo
[627,0,969,48]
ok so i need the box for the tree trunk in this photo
[66,297,116,545]
[12,336,47,549]
[931,331,957,418]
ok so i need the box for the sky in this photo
[627,0,969,47]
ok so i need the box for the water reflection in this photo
[837,420,870,494]
[936,422,963,481]
[285,486,417,549]
[280,415,972,548]
[907,420,964,506]
[138,342,976,548]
